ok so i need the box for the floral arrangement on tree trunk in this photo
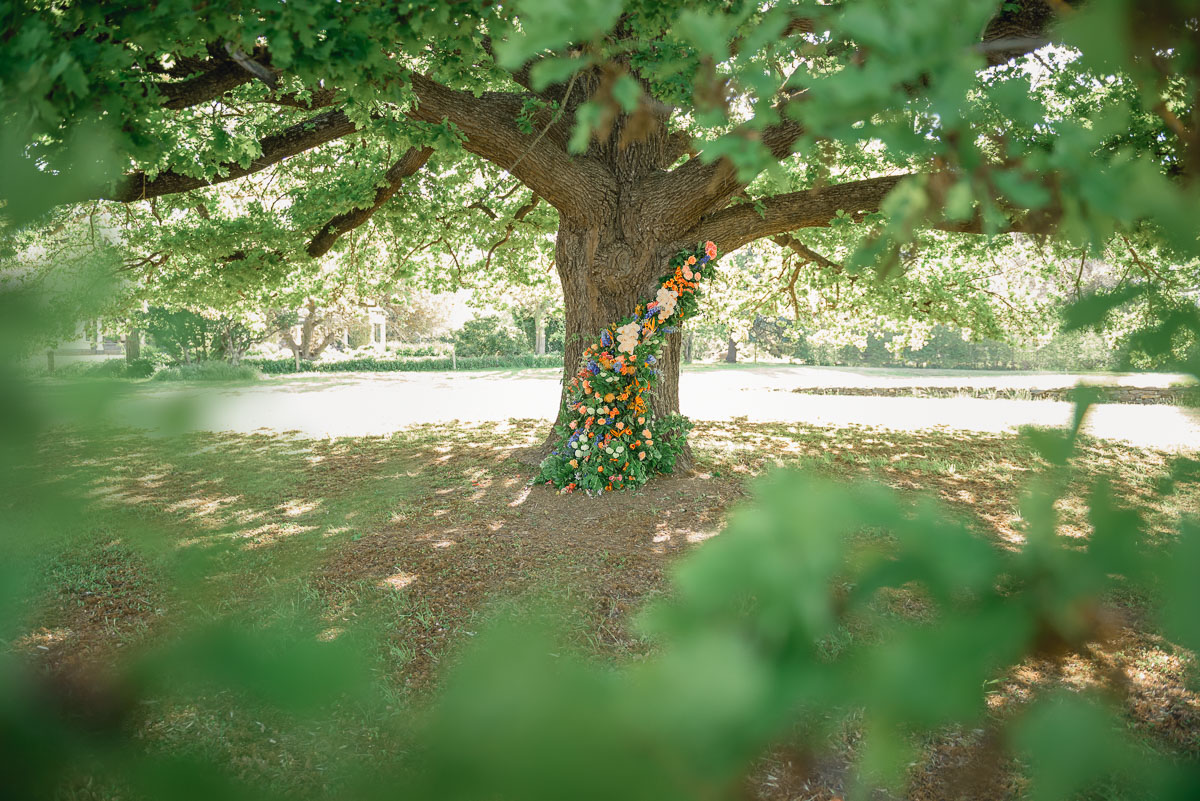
[536,241,718,494]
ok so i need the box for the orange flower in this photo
[604,393,615,402]
[569,459,578,468]
[598,466,604,473]
[687,255,696,265]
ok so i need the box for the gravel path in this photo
[115,366,1200,452]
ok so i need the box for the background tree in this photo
[385,289,455,345]
[450,315,532,358]
[3,0,1200,465]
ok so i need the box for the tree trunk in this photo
[300,300,317,359]
[538,219,693,472]
[725,337,738,363]
[225,330,242,366]
[125,328,141,362]
[534,305,546,355]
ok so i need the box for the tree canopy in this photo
[2,0,1198,373]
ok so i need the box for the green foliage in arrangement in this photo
[536,242,716,494]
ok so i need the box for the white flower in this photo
[655,287,678,320]
[616,321,640,354]
[574,449,582,457]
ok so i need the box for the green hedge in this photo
[43,357,157,379]
[247,354,564,374]
[150,362,264,382]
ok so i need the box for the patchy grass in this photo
[9,419,1200,800]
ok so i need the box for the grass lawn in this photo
[9,419,1200,800]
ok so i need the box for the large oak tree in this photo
[3,0,1198,460]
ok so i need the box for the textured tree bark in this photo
[125,329,141,362]
[541,215,693,471]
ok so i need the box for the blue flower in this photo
[646,354,657,365]
[587,359,600,375]
[642,306,656,320]
[600,329,612,347]
[662,326,679,334]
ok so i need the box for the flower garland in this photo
[536,241,719,495]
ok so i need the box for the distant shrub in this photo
[247,354,563,374]
[450,316,530,357]
[150,362,263,382]
[790,326,1122,371]
[387,342,449,357]
[49,358,156,379]
[123,357,157,378]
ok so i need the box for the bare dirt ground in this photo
[18,418,1200,801]
[19,365,1200,799]
[112,365,1200,451]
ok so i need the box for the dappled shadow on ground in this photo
[16,417,1200,800]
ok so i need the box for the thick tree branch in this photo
[690,174,910,253]
[479,35,586,111]
[407,73,611,218]
[979,0,1064,66]
[306,146,435,258]
[262,87,340,110]
[157,62,254,110]
[103,108,358,203]
[153,45,273,110]
[654,1,1068,236]
[643,115,806,237]
[693,171,1062,256]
